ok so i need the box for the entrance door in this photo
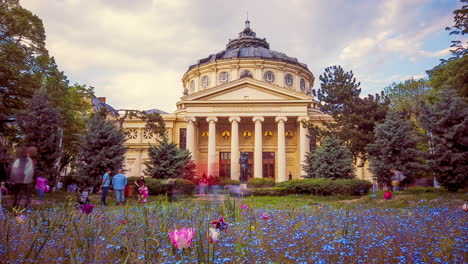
[219,152,231,179]
[263,152,275,179]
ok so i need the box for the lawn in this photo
[0,191,466,263]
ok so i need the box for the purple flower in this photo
[211,216,228,231]
[261,213,269,220]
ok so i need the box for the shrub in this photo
[251,187,287,196]
[173,179,195,195]
[247,178,276,188]
[219,179,240,186]
[126,177,139,186]
[405,187,440,194]
[146,178,170,195]
[277,179,372,196]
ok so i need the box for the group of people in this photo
[99,170,148,206]
[4,146,51,209]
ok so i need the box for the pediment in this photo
[182,78,312,102]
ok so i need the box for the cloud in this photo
[20,0,458,112]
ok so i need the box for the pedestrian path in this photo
[192,193,228,202]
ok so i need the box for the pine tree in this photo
[17,91,62,181]
[144,136,195,179]
[76,114,127,185]
[310,136,355,179]
[420,89,468,192]
[313,65,389,164]
[368,112,425,187]
[302,151,316,178]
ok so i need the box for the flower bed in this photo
[0,199,465,263]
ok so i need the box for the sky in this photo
[21,0,463,113]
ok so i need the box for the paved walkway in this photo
[192,193,228,202]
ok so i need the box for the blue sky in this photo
[21,0,464,112]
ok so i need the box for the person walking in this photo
[100,169,111,205]
[112,169,127,205]
[9,147,34,209]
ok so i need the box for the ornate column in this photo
[229,116,241,180]
[185,117,197,161]
[252,116,264,178]
[298,116,310,178]
[206,117,218,177]
[276,116,288,182]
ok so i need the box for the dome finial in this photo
[245,12,250,29]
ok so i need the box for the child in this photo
[138,183,148,203]
[35,176,48,201]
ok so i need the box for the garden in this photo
[1,189,466,264]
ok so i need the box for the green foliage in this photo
[0,0,47,128]
[246,178,276,188]
[427,55,468,98]
[219,179,240,186]
[404,187,440,194]
[276,179,372,196]
[309,136,355,179]
[384,78,432,126]
[145,178,170,195]
[445,0,468,57]
[368,112,426,187]
[313,65,389,163]
[173,179,195,195]
[144,136,195,180]
[76,114,127,185]
[16,91,62,181]
[126,176,139,186]
[250,187,287,196]
[420,88,468,192]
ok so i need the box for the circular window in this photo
[285,74,294,87]
[201,75,209,87]
[300,78,306,91]
[219,72,229,84]
[190,80,195,91]
[264,71,275,83]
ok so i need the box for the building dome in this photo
[188,20,308,71]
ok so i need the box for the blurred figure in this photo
[199,173,208,196]
[0,182,8,195]
[35,176,47,201]
[135,176,146,201]
[9,147,34,209]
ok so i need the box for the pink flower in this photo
[15,215,27,223]
[170,228,195,249]
[210,216,228,231]
[261,213,269,220]
[241,204,249,211]
[208,228,220,244]
[462,203,468,212]
[81,204,94,214]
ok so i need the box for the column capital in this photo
[228,116,241,123]
[275,116,288,123]
[185,116,197,123]
[252,116,264,123]
[206,116,218,123]
[297,116,310,122]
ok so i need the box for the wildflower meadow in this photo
[0,195,467,264]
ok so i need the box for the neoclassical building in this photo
[122,20,371,182]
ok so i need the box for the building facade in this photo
[122,21,371,182]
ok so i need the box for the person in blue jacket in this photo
[112,169,127,205]
[100,169,111,205]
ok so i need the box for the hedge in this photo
[246,178,276,188]
[276,179,372,196]
[219,179,240,186]
[145,178,170,195]
[172,179,195,195]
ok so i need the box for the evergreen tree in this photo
[313,65,389,164]
[368,112,425,187]
[144,136,195,180]
[302,151,316,178]
[420,89,468,192]
[309,136,355,179]
[76,114,127,185]
[17,90,62,181]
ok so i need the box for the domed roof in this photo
[188,20,309,71]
